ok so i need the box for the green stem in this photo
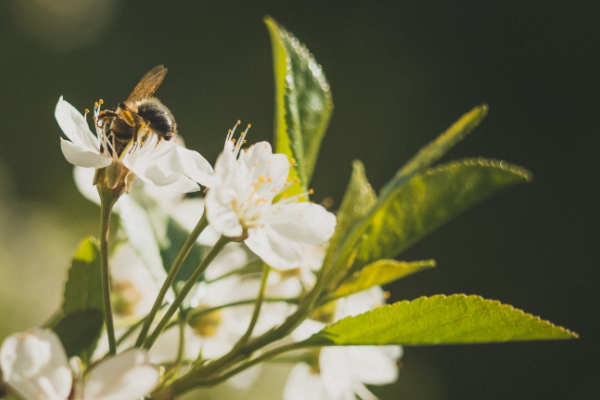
[205,261,264,284]
[136,214,208,347]
[233,264,270,348]
[114,302,170,349]
[172,313,188,380]
[99,192,118,355]
[170,341,310,392]
[143,235,231,350]
[186,267,328,379]
[163,297,300,332]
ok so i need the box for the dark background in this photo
[0,1,597,399]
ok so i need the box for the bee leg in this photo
[97,110,118,119]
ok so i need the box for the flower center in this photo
[188,306,223,337]
[111,281,142,317]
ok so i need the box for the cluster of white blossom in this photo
[0,98,401,400]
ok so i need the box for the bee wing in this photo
[126,65,168,103]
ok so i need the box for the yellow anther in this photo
[258,175,266,183]
[99,99,104,104]
[94,102,99,107]
[383,291,391,299]
[309,188,314,195]
[267,178,272,183]
[84,108,90,114]
[104,118,110,124]
[293,177,299,183]
[92,116,97,120]
[243,140,247,143]
[247,124,252,128]
[237,120,241,124]
[232,138,236,143]
[291,158,297,164]
[254,162,258,167]
[228,129,232,133]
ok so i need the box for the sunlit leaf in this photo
[380,105,488,200]
[322,160,376,278]
[48,238,105,364]
[330,106,488,273]
[265,16,334,193]
[333,259,435,298]
[310,294,578,346]
[61,237,103,316]
[52,309,104,358]
[353,159,531,270]
[333,159,531,276]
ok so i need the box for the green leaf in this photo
[353,159,532,271]
[311,294,578,346]
[61,237,103,316]
[333,259,435,298]
[51,238,104,363]
[380,105,488,200]
[52,309,104,358]
[322,160,377,276]
[265,16,334,192]
[160,218,203,283]
[329,106,488,275]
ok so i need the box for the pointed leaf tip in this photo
[311,294,577,346]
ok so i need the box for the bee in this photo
[98,65,177,156]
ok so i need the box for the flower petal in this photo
[319,347,355,399]
[206,187,244,238]
[268,202,336,245]
[0,329,72,400]
[240,142,290,198]
[124,143,200,193]
[345,346,401,385]
[61,138,112,168]
[283,363,328,400]
[244,225,304,270]
[177,146,215,188]
[55,97,100,153]
[83,349,160,400]
[73,166,101,205]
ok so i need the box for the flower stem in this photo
[234,263,270,348]
[204,260,264,284]
[99,191,118,355]
[136,214,208,347]
[168,341,311,393]
[143,235,231,350]
[163,297,299,331]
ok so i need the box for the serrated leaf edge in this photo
[424,158,532,181]
[315,294,578,344]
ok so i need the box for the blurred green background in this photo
[0,1,597,399]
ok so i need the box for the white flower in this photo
[55,97,213,193]
[0,329,71,400]
[285,287,402,400]
[0,329,160,400]
[203,125,336,270]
